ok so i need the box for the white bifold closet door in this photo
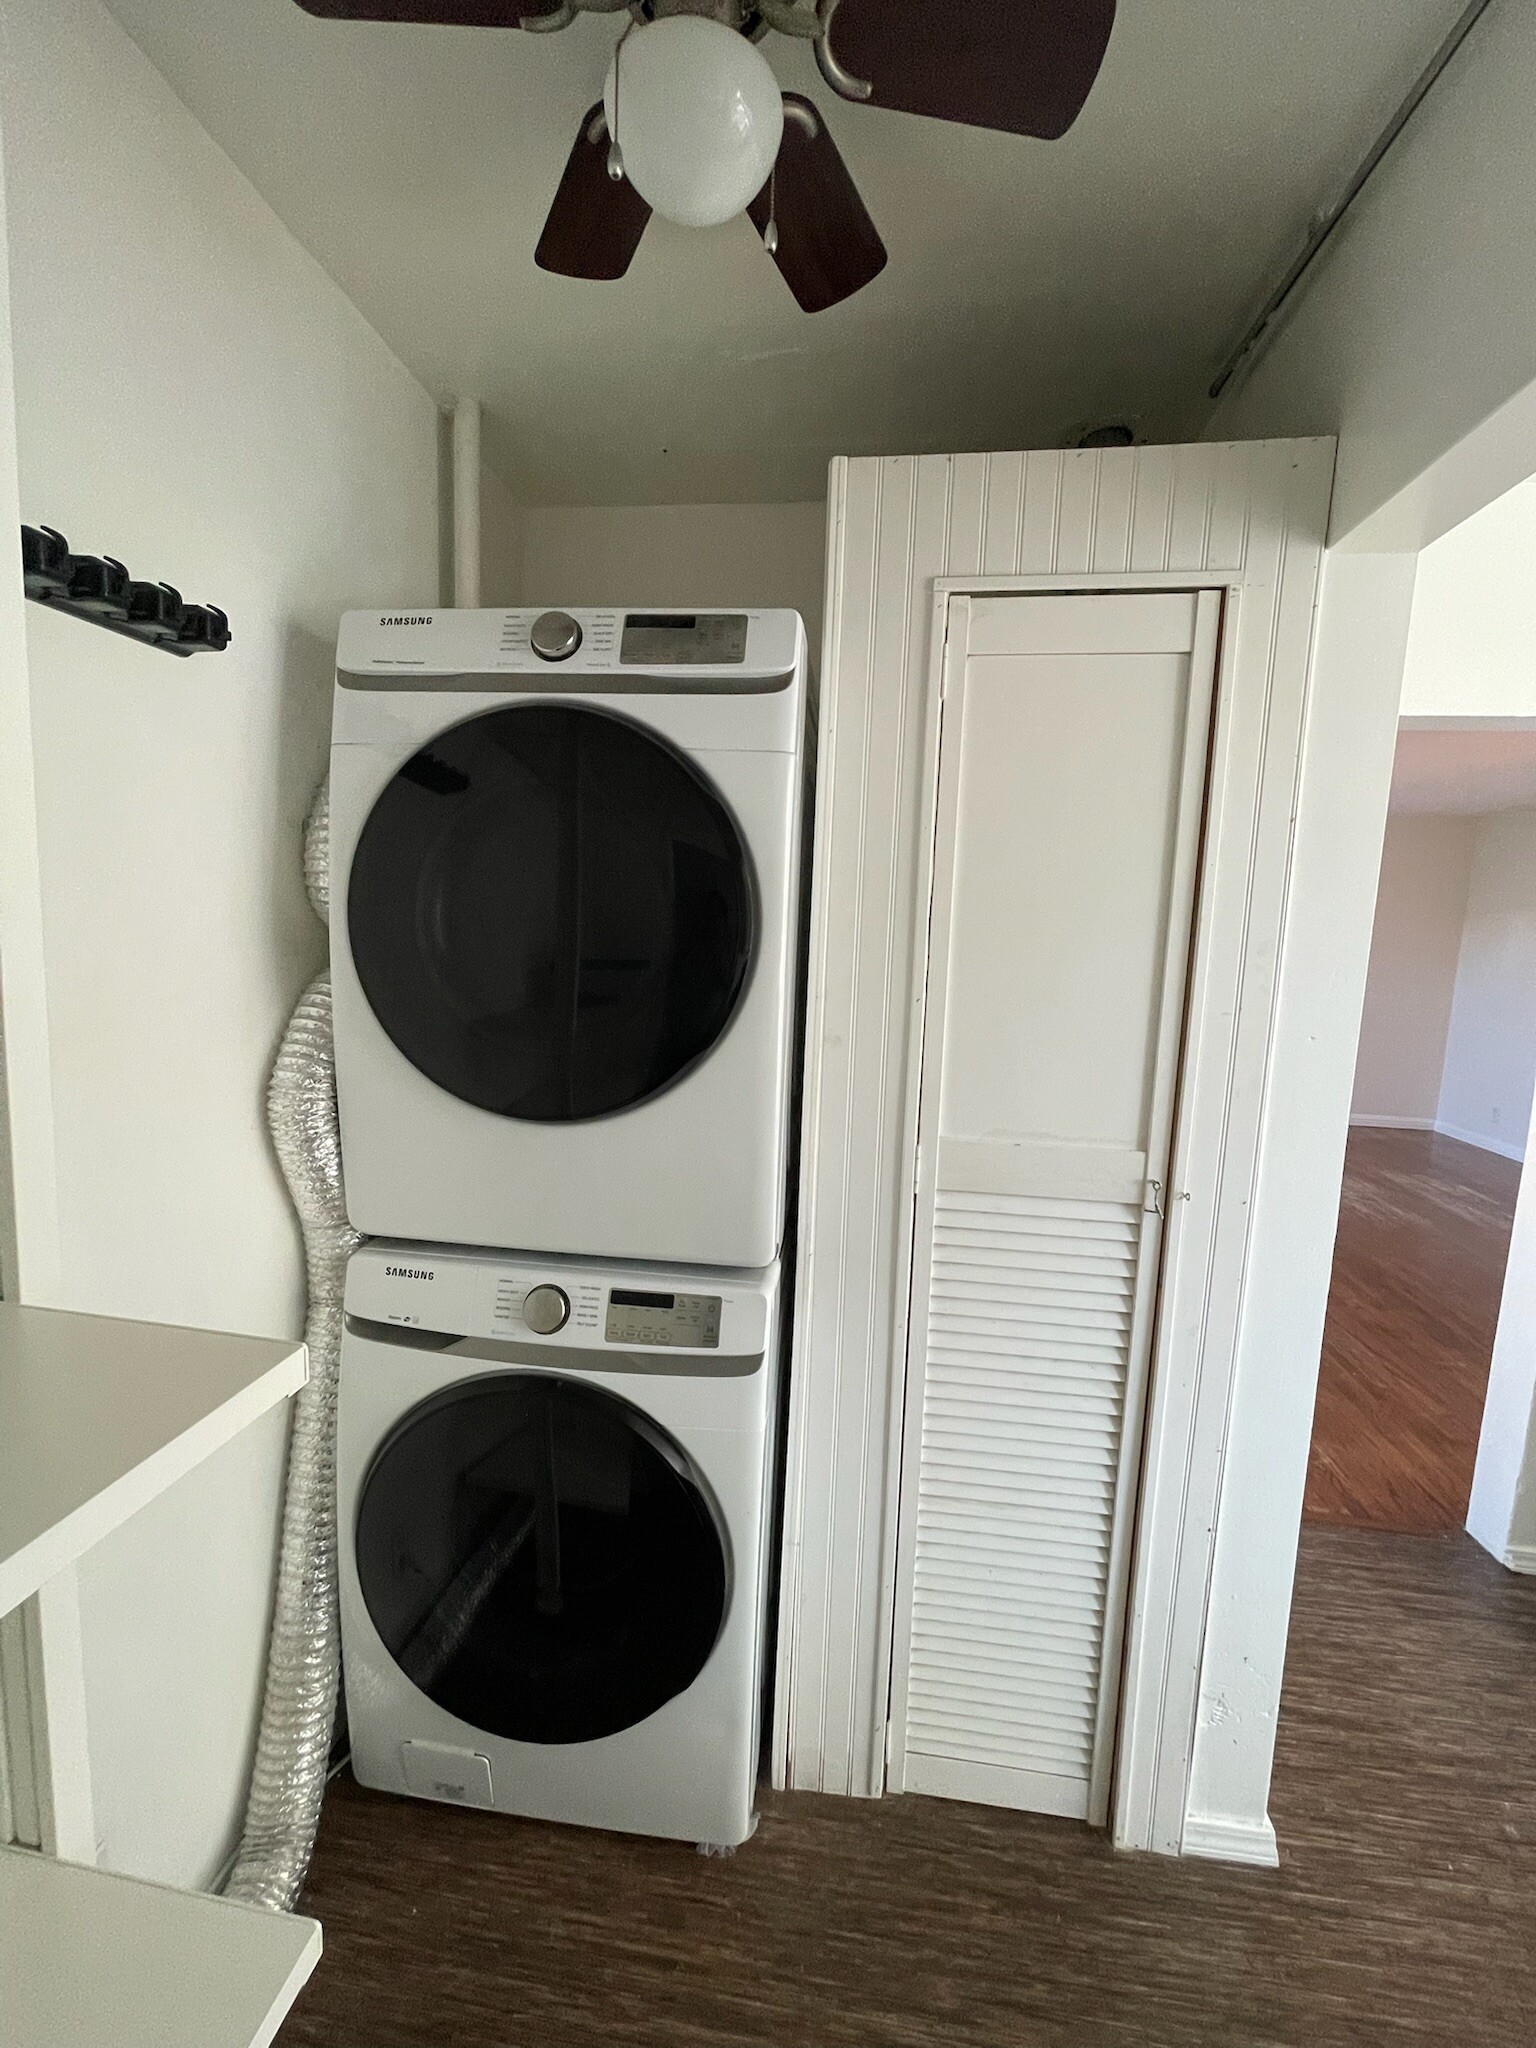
[888,589,1219,1825]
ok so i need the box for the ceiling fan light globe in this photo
[604,16,783,230]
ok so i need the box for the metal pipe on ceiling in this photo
[1209,0,1499,404]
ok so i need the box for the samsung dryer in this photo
[338,1239,782,1849]
[329,606,807,1268]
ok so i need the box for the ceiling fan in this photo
[295,0,1117,313]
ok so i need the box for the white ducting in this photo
[452,397,481,610]
[224,778,359,1912]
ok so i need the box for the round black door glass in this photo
[348,704,755,1121]
[355,1375,730,1745]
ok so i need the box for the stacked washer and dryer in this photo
[329,604,808,1850]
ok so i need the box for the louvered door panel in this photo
[889,590,1219,1825]
[905,1189,1136,1810]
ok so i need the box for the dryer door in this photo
[347,703,756,1120]
[354,1374,730,1745]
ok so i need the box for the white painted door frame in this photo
[773,442,1338,1864]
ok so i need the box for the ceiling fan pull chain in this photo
[763,163,779,255]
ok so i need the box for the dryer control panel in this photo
[347,1240,767,1359]
[605,1288,721,1350]
[335,605,802,689]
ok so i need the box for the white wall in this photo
[1436,808,1536,1159]
[1400,471,1536,719]
[511,501,827,654]
[479,458,525,609]
[1185,549,1416,1849]
[1192,0,1536,1843]
[0,0,438,1887]
[1350,813,1476,1124]
[1208,2,1536,552]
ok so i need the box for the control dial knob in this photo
[522,1284,570,1335]
[530,610,582,662]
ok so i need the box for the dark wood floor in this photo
[281,1528,1536,2048]
[1305,1126,1520,1532]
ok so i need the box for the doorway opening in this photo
[1307,725,1536,1534]
[1269,479,1536,2004]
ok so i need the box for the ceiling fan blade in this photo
[535,105,653,282]
[294,2,560,24]
[747,96,885,315]
[820,0,1116,141]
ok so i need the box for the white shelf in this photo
[0,1303,307,1615]
[0,1845,321,2048]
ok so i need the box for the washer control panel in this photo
[604,1288,721,1350]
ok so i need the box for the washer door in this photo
[347,703,755,1121]
[354,1374,731,1745]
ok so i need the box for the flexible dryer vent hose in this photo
[225,777,360,1911]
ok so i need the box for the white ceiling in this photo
[1391,729,1536,814]
[105,0,1465,503]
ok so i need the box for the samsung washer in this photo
[337,1239,782,1848]
[329,605,807,1268]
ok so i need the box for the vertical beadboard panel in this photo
[1128,445,1177,573]
[1092,450,1137,574]
[980,452,1024,574]
[946,455,988,576]
[775,438,1337,1825]
[1167,444,1217,566]
[1054,452,1100,574]
[1018,450,1063,571]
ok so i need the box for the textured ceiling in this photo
[106,0,1466,502]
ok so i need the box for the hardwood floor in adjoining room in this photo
[280,1529,1536,2048]
[1305,1125,1521,1532]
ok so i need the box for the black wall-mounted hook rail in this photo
[20,525,231,657]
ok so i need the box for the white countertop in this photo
[0,1846,321,2048]
[0,1303,307,1615]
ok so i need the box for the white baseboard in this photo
[1180,1812,1280,1869]
[1432,1118,1525,1163]
[1349,1114,1526,1163]
[1503,1543,1536,1576]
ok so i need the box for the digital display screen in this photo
[620,612,748,666]
[605,1289,722,1348]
